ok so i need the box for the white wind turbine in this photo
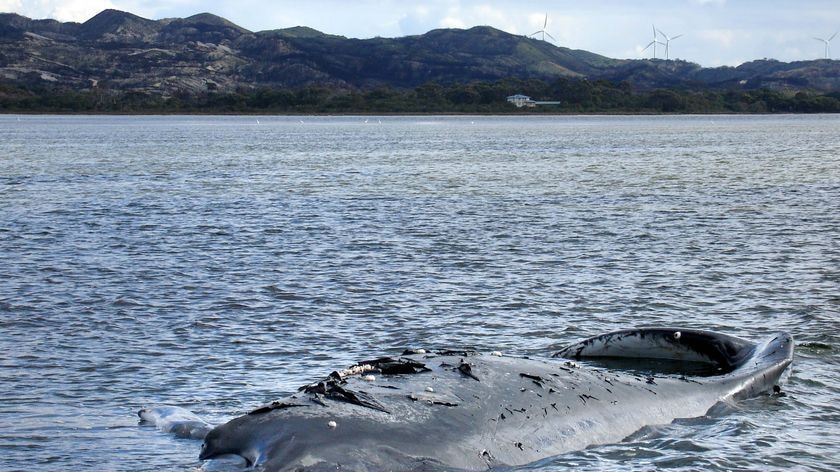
[642,24,664,59]
[656,28,683,60]
[814,31,838,59]
[530,13,556,42]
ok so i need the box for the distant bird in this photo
[814,31,838,59]
[656,28,683,60]
[530,13,556,43]
[642,24,664,59]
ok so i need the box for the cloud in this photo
[397,3,522,35]
[0,1,24,14]
[472,4,514,30]
[439,15,465,29]
[438,4,515,32]
[2,0,114,22]
[397,5,438,35]
[54,0,115,21]
[698,29,739,48]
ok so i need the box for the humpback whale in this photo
[147,328,794,471]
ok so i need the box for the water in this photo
[0,114,837,471]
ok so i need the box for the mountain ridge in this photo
[1,9,838,97]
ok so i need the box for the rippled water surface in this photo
[1,114,838,471]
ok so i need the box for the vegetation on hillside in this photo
[2,77,840,114]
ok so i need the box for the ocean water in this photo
[0,114,837,471]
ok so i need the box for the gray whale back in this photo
[199,328,793,471]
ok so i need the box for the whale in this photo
[139,328,793,471]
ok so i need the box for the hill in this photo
[1,9,839,99]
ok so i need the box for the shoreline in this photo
[3,110,838,117]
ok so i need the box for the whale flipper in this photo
[138,405,214,440]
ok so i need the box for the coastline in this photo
[3,110,838,116]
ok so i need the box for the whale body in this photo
[191,328,792,471]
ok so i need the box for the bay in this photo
[0,114,838,471]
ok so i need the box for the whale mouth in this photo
[553,327,759,373]
[578,357,725,377]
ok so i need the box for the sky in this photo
[2,0,839,67]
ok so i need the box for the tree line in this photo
[2,77,840,113]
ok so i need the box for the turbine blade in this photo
[815,37,826,42]
[671,34,683,40]
[545,31,557,42]
[829,31,839,41]
[544,13,548,29]
[643,41,654,51]
[656,28,666,39]
[531,31,542,37]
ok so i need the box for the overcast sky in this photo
[2,0,839,66]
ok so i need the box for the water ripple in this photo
[0,114,838,471]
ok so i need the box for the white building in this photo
[506,94,537,108]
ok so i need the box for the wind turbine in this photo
[656,28,683,60]
[642,24,664,59]
[530,13,556,42]
[814,31,838,59]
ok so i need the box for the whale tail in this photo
[554,328,793,395]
